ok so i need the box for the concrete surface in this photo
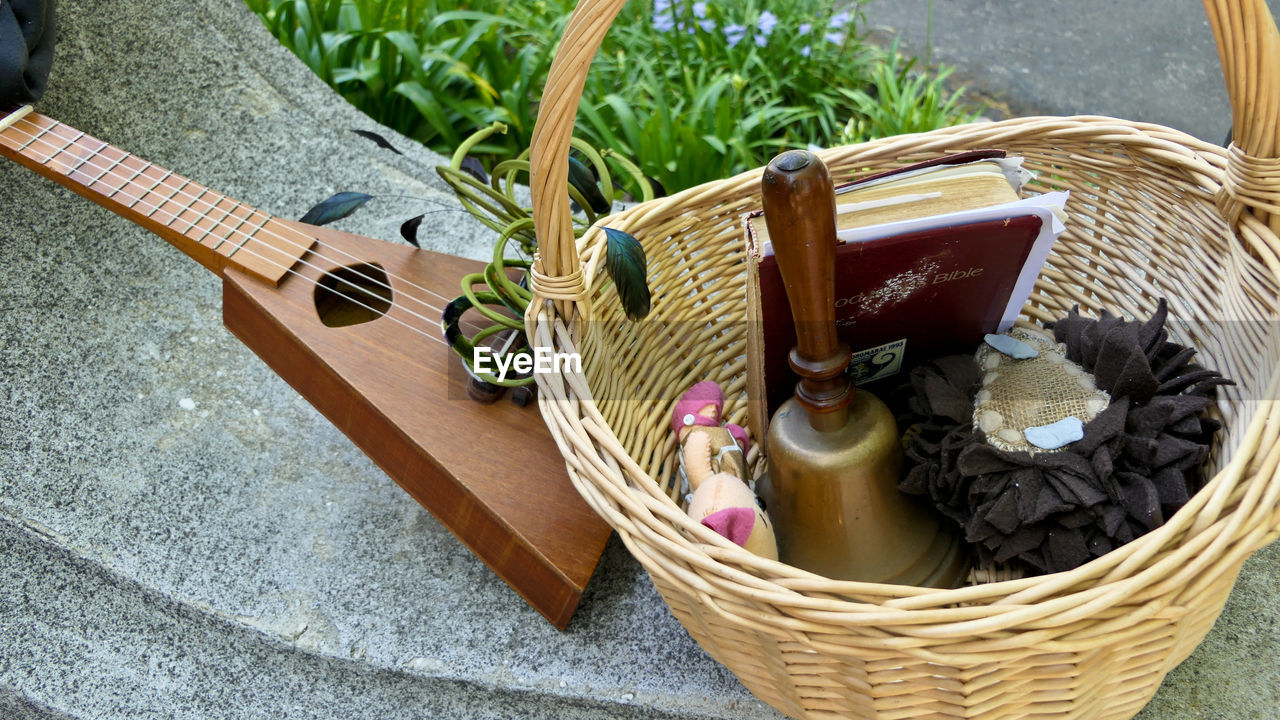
[863,0,1280,144]
[0,1,1277,719]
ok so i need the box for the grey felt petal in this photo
[1152,435,1204,467]
[1152,466,1191,506]
[1030,481,1073,523]
[1120,474,1163,530]
[924,371,975,424]
[994,526,1047,564]
[1044,470,1108,507]
[1138,299,1170,355]
[1088,534,1115,557]
[1101,505,1128,536]
[933,353,983,388]
[1154,346,1198,381]
[1075,398,1130,454]
[1125,436,1161,466]
[1053,307,1088,363]
[983,490,1023,534]
[957,444,1026,475]
[1169,414,1205,435]
[1093,323,1143,391]
[1110,345,1161,401]
[1046,528,1090,570]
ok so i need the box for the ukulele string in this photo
[3,120,495,336]
[2,125,464,349]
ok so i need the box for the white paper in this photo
[992,157,1034,191]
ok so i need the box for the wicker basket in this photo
[524,1,1280,718]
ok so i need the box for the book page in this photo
[831,171,1017,229]
[835,157,1032,196]
[838,163,1005,197]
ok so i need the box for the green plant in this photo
[837,40,982,143]
[246,0,980,195]
[246,0,570,156]
[578,1,986,193]
[433,124,655,382]
[577,1,879,192]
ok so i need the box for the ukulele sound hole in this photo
[314,263,393,328]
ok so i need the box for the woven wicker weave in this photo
[525,1,1280,718]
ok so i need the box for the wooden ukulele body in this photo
[222,223,610,629]
[1,108,610,628]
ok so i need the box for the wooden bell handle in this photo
[761,150,852,429]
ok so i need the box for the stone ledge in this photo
[0,520,750,720]
[1,1,1277,719]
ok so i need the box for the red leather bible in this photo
[744,153,1058,440]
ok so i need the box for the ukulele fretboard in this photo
[0,106,311,286]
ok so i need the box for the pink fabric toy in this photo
[672,381,777,560]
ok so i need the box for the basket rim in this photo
[528,115,1280,636]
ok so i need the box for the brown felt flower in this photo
[897,301,1230,575]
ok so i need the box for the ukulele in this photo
[0,105,610,630]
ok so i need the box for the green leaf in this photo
[383,30,423,69]
[300,192,372,226]
[392,80,459,146]
[701,134,727,154]
[603,227,650,321]
[425,10,523,32]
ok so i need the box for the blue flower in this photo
[798,22,811,35]
[800,45,811,57]
[825,32,844,45]
[754,11,778,47]
[758,10,778,35]
[830,11,852,28]
[723,22,747,47]
[699,18,716,33]
[652,0,677,32]
[692,1,707,18]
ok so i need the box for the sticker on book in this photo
[848,339,907,383]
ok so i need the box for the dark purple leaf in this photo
[352,129,402,155]
[647,175,667,198]
[603,227,650,320]
[568,156,610,214]
[300,192,372,226]
[460,156,488,184]
[400,214,424,248]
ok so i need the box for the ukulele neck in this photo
[0,106,311,286]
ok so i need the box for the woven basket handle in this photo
[528,0,1280,295]
[1203,0,1280,231]
[529,0,629,315]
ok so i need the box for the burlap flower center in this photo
[973,328,1110,454]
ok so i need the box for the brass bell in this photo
[757,150,967,586]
